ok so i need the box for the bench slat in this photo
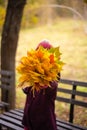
[56,97,87,107]
[57,121,80,130]
[13,109,24,113]
[0,114,23,127]
[57,126,68,130]
[58,88,87,97]
[0,70,13,76]
[0,101,9,111]
[56,119,87,130]
[60,79,87,87]
[4,112,22,121]
[0,119,23,130]
[10,110,23,116]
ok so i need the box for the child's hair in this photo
[36,39,53,50]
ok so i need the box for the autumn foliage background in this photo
[0,0,87,127]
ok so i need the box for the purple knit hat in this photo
[36,40,53,50]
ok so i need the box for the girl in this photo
[22,40,59,130]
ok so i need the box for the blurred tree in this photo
[56,0,84,17]
[0,0,7,7]
[21,2,40,28]
[0,0,4,6]
[46,0,57,25]
[0,6,6,31]
[84,0,87,33]
[84,0,87,19]
[56,0,71,16]
[40,0,57,25]
[0,0,86,30]
[84,0,87,3]
[1,0,26,109]
[72,0,84,16]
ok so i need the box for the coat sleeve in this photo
[46,81,58,100]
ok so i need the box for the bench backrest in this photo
[56,79,87,123]
[0,70,13,101]
[0,70,13,89]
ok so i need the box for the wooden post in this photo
[69,84,76,123]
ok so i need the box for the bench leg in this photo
[0,125,1,130]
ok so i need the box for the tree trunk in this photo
[1,0,26,109]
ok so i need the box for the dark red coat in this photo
[22,81,58,130]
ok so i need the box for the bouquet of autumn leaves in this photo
[17,46,64,93]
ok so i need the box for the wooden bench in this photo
[0,70,13,112]
[0,79,87,130]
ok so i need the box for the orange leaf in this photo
[49,54,54,64]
